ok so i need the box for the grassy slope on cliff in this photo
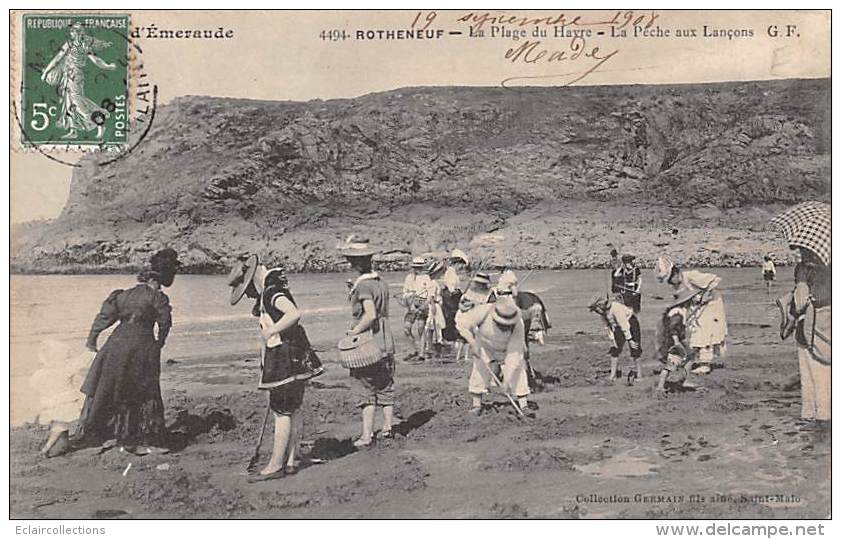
[10,79,829,273]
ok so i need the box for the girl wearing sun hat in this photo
[226,255,323,481]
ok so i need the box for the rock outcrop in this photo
[11,78,830,272]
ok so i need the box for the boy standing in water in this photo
[762,255,776,293]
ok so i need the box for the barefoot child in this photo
[588,295,643,384]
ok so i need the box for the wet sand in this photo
[9,294,830,519]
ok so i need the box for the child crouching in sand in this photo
[654,292,698,394]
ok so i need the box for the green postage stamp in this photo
[20,13,129,147]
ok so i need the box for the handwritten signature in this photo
[449,10,660,87]
[501,36,619,87]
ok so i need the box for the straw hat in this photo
[227,254,259,305]
[427,260,446,277]
[655,255,675,282]
[411,256,426,268]
[472,271,491,286]
[253,264,268,294]
[450,248,469,265]
[338,235,379,258]
[492,299,520,326]
[668,289,700,310]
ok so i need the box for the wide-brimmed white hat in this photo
[668,289,700,310]
[492,299,520,326]
[338,235,379,258]
[450,248,469,264]
[411,256,426,268]
[227,254,259,305]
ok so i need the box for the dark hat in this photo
[227,254,259,305]
[621,254,636,263]
[149,248,180,287]
[150,248,181,271]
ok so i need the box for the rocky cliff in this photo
[10,78,830,273]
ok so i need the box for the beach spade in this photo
[245,399,272,474]
[472,349,525,419]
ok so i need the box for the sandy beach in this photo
[9,272,830,519]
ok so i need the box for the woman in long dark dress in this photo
[73,249,180,452]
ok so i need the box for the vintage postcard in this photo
[8,9,832,524]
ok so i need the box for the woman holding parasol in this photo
[770,201,831,429]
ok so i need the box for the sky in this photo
[9,9,831,223]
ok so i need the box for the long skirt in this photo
[441,289,462,342]
[688,296,728,362]
[798,305,831,421]
[75,322,166,446]
[799,346,831,421]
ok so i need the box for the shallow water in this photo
[10,267,791,425]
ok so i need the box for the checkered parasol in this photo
[768,201,831,265]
